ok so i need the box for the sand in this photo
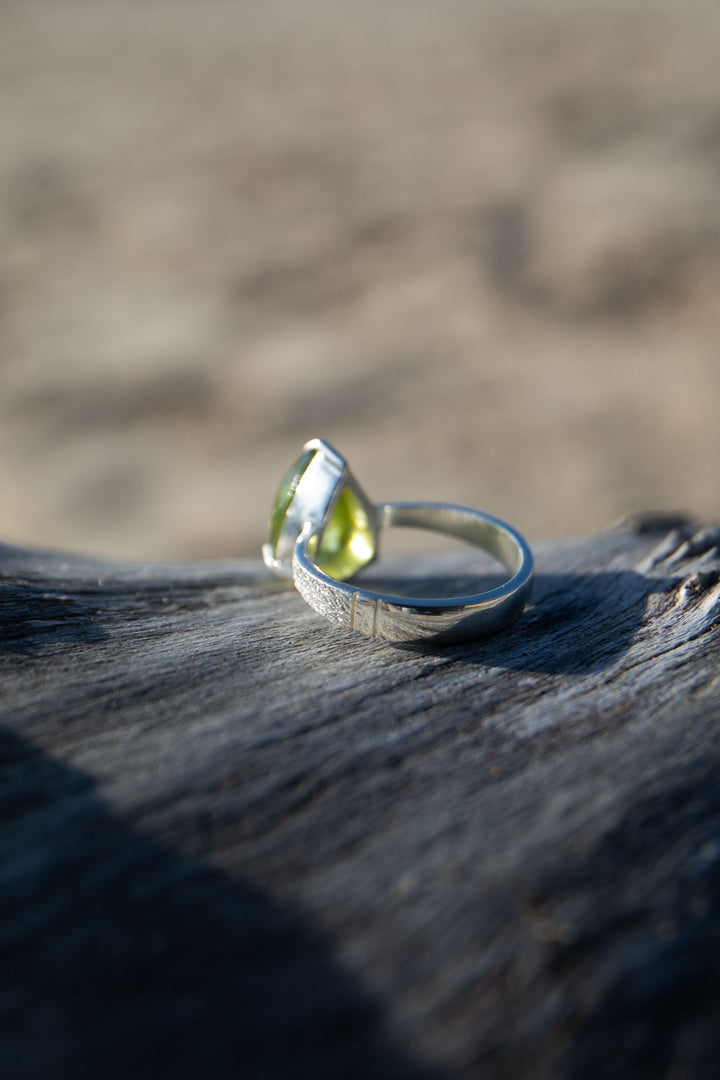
[2,0,719,559]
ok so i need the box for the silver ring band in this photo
[294,501,533,643]
[263,438,533,644]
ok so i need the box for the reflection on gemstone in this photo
[268,449,315,554]
[310,486,375,580]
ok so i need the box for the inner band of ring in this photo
[292,501,534,644]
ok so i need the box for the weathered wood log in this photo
[2,514,720,1079]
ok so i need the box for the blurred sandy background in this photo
[1,0,719,560]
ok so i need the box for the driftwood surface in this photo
[2,514,720,1079]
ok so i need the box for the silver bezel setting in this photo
[263,438,379,579]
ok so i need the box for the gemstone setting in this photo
[264,439,378,581]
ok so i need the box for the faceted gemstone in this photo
[268,449,315,553]
[268,449,375,580]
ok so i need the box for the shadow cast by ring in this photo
[357,566,675,676]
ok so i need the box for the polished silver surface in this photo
[294,502,533,643]
[265,439,534,644]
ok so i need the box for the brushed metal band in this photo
[293,501,533,644]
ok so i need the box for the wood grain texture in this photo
[2,514,720,1079]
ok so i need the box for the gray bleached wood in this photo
[1,514,720,1079]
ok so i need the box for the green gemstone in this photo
[269,449,375,580]
[268,449,316,552]
[311,486,375,580]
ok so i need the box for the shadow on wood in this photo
[375,568,669,675]
[0,724,435,1080]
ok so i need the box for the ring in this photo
[263,438,534,643]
